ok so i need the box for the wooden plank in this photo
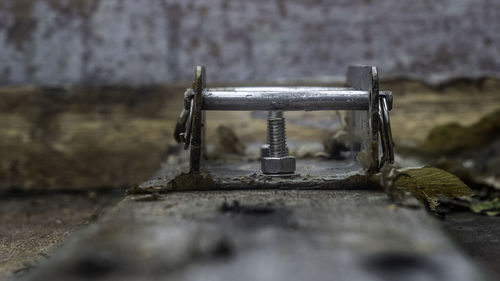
[22,189,488,281]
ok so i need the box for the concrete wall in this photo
[0,0,499,85]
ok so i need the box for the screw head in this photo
[261,156,296,174]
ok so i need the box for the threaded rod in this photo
[267,113,288,158]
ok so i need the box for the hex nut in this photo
[261,156,296,174]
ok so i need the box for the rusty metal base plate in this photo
[140,156,371,191]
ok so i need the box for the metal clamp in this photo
[174,65,394,175]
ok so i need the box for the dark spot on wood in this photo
[219,200,275,216]
[363,252,441,280]
[211,238,234,258]
[74,253,119,278]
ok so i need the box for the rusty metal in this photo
[189,66,205,172]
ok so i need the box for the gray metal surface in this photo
[261,156,296,175]
[202,88,370,111]
[346,66,379,173]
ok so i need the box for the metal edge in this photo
[189,66,205,172]
[346,65,379,173]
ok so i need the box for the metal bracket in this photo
[174,65,394,175]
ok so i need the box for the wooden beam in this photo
[23,189,489,281]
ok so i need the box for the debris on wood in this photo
[471,198,500,216]
[134,192,162,202]
[214,125,246,156]
[166,171,216,190]
[394,109,500,216]
[323,130,349,159]
[373,165,421,208]
[125,183,161,195]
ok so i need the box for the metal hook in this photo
[174,89,195,149]
[378,93,394,167]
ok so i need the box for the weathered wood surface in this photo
[22,189,489,281]
[1,80,499,191]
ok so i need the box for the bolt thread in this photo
[267,111,283,144]
[267,116,288,157]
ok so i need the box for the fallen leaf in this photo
[394,167,474,210]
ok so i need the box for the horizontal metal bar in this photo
[202,87,370,111]
[208,87,353,92]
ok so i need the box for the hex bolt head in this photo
[261,156,296,174]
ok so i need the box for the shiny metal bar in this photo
[208,87,353,92]
[202,87,369,111]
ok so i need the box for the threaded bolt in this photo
[267,115,287,157]
[261,111,285,158]
[261,111,295,175]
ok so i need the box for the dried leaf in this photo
[394,167,474,210]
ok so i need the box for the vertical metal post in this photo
[190,66,205,172]
[346,65,380,173]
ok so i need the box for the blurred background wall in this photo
[0,0,499,86]
[0,0,499,191]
